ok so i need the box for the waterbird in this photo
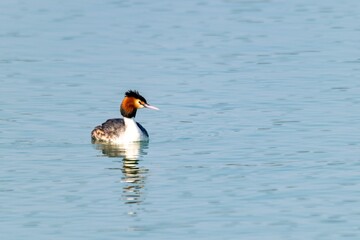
[91,90,159,144]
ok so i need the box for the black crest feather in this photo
[125,90,147,103]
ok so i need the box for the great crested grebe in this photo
[91,90,159,144]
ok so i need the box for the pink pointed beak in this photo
[144,103,159,110]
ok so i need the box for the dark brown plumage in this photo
[91,118,148,143]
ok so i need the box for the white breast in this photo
[121,117,148,143]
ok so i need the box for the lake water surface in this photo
[2,0,360,239]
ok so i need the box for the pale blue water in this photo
[1,0,360,239]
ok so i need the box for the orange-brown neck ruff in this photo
[120,97,138,118]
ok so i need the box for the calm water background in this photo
[1,0,360,239]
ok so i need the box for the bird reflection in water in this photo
[92,140,149,206]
